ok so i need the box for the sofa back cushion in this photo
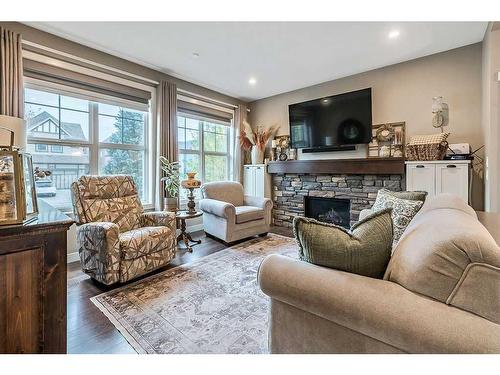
[385,194,500,323]
[71,175,143,232]
[201,181,244,207]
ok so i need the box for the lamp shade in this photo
[0,115,26,149]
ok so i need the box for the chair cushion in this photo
[82,195,143,232]
[78,175,138,199]
[293,208,393,278]
[235,206,265,224]
[201,181,244,207]
[119,226,174,260]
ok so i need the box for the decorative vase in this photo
[251,147,264,165]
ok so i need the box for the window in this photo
[177,113,231,198]
[25,85,151,211]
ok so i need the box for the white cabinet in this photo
[243,164,270,198]
[405,161,470,203]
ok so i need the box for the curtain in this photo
[0,27,24,118]
[157,80,178,210]
[232,104,247,183]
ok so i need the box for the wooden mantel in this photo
[267,158,405,175]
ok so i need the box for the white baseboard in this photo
[67,222,205,264]
[67,251,80,264]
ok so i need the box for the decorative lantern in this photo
[0,126,38,225]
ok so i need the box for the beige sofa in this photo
[199,181,272,243]
[258,194,500,353]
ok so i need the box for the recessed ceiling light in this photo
[388,30,400,39]
[248,77,257,85]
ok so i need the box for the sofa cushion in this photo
[201,181,244,207]
[385,194,500,323]
[372,190,424,244]
[293,208,393,278]
[235,205,265,224]
[119,226,174,260]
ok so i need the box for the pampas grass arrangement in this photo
[239,120,280,152]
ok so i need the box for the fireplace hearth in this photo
[305,196,351,228]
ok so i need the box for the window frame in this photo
[24,78,155,211]
[177,112,232,192]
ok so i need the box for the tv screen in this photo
[289,88,372,151]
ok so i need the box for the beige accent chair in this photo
[71,175,177,285]
[199,181,272,243]
[259,194,500,353]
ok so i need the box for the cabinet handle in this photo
[416,165,425,168]
[446,165,457,168]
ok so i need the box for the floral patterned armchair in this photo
[71,175,176,285]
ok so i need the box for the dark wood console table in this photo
[0,200,73,353]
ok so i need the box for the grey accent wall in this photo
[248,43,484,209]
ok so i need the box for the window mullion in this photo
[90,102,99,174]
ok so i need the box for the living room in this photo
[1,1,499,373]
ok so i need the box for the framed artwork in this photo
[367,122,406,158]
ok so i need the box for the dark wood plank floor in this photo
[67,227,292,354]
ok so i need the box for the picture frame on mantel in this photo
[366,122,406,158]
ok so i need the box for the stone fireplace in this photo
[271,173,404,228]
[304,196,351,228]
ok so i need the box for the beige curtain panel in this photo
[0,27,24,118]
[233,104,247,183]
[157,80,178,209]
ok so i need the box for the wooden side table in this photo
[176,210,203,252]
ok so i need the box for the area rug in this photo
[91,234,298,354]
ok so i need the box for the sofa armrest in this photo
[77,222,121,285]
[258,254,500,353]
[199,198,236,220]
[142,211,176,232]
[244,195,273,211]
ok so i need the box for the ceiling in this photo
[26,22,487,102]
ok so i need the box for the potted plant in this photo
[240,120,280,164]
[160,156,180,212]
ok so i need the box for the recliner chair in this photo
[71,175,177,285]
[199,181,272,243]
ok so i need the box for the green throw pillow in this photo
[372,190,424,244]
[293,208,393,279]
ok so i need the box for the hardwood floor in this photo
[67,228,291,354]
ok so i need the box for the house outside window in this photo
[25,83,151,212]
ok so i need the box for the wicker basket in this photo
[406,141,448,161]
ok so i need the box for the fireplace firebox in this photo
[304,196,351,229]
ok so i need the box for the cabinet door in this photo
[406,164,436,197]
[254,165,265,198]
[243,166,254,196]
[436,164,469,202]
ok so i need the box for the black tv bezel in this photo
[288,87,372,151]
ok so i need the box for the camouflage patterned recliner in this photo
[71,175,176,285]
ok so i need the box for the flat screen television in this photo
[289,88,372,152]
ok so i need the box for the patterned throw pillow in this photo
[372,190,424,244]
[293,208,393,279]
[377,188,427,202]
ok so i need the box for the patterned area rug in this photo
[91,234,298,354]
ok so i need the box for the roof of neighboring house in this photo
[27,111,86,140]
